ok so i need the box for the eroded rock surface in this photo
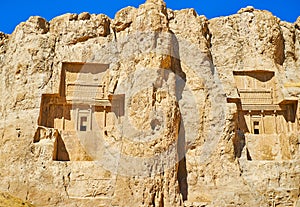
[0,1,299,207]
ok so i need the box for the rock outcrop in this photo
[0,192,35,207]
[0,1,299,207]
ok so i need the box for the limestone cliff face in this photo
[0,1,299,207]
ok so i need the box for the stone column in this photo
[249,111,253,133]
[88,107,92,131]
[273,110,277,134]
[62,104,65,130]
[261,110,265,134]
[103,106,106,128]
[76,108,79,131]
[287,105,292,132]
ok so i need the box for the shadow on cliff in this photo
[170,31,188,201]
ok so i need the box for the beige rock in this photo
[0,192,35,207]
[49,13,111,44]
[112,7,136,32]
[78,12,91,20]
[0,1,299,207]
[18,16,49,34]
[238,6,255,14]
[0,32,8,46]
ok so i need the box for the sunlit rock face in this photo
[0,1,299,207]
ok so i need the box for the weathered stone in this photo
[238,6,255,14]
[78,12,91,20]
[0,32,9,49]
[112,7,136,32]
[0,192,35,207]
[0,1,299,207]
[49,13,111,44]
[17,16,49,34]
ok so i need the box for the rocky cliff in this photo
[0,1,299,206]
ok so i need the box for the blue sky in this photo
[0,0,299,34]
